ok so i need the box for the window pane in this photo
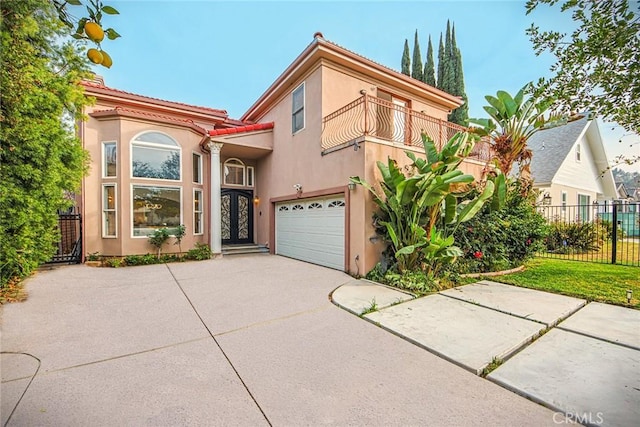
[247,167,254,187]
[132,146,180,180]
[105,211,116,236]
[194,190,202,234]
[225,165,244,185]
[192,153,201,183]
[104,185,115,209]
[104,143,116,177]
[293,111,304,132]
[292,85,304,112]
[134,132,178,146]
[132,186,181,236]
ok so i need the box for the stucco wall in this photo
[82,103,210,257]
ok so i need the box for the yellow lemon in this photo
[87,48,103,64]
[84,22,105,43]
[100,50,112,68]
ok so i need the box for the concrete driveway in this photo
[1,255,558,426]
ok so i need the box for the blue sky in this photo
[91,0,639,172]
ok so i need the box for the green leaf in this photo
[457,181,495,223]
[105,28,121,40]
[444,194,457,224]
[396,245,417,256]
[67,0,82,5]
[101,5,120,14]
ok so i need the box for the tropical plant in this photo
[351,131,494,275]
[148,228,171,259]
[470,84,564,178]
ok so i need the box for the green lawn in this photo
[490,258,640,309]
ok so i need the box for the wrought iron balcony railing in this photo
[321,94,492,162]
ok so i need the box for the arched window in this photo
[224,158,245,186]
[131,131,181,181]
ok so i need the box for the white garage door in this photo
[276,196,345,270]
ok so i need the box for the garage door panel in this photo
[276,196,345,270]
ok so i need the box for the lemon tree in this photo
[52,0,120,68]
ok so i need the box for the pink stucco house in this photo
[79,33,490,274]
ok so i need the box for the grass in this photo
[492,258,640,308]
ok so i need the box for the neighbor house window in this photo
[561,192,567,213]
[223,158,245,186]
[576,144,581,161]
[103,184,117,237]
[247,166,254,187]
[194,189,203,235]
[193,152,202,184]
[292,83,304,133]
[132,185,181,237]
[131,131,181,180]
[103,142,117,177]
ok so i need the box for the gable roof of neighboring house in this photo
[525,114,617,198]
[241,33,463,122]
[527,115,590,184]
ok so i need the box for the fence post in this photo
[611,202,618,264]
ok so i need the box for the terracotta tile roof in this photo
[90,106,208,134]
[81,80,228,117]
[209,122,274,136]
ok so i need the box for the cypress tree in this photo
[441,20,456,95]
[424,35,436,86]
[411,30,424,81]
[436,33,445,90]
[401,39,411,76]
[449,24,469,125]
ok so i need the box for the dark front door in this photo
[221,189,254,244]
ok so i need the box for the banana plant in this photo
[351,131,494,273]
[470,83,566,178]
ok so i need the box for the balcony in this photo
[321,95,491,162]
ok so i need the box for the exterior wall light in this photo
[627,289,633,304]
[347,182,356,191]
[542,193,552,205]
[253,196,260,205]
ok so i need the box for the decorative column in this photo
[208,141,223,255]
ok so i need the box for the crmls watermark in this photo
[553,411,605,425]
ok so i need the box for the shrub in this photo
[545,221,604,254]
[452,181,547,273]
[185,243,212,261]
[104,258,123,268]
[123,254,158,266]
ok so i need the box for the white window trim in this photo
[102,141,117,179]
[292,82,305,134]
[561,191,567,212]
[575,143,581,162]
[130,184,183,239]
[192,151,203,184]
[130,131,182,182]
[102,183,117,238]
[223,158,246,187]
[247,166,254,188]
[193,188,204,236]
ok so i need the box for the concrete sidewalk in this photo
[332,279,640,427]
[1,257,559,426]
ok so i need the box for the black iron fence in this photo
[47,207,82,264]
[537,201,640,267]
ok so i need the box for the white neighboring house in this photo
[526,114,618,215]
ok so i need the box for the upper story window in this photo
[292,83,305,133]
[224,158,245,186]
[103,141,117,177]
[131,131,181,181]
[193,152,202,184]
[575,143,581,162]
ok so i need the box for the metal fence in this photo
[537,201,640,267]
[47,207,82,264]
